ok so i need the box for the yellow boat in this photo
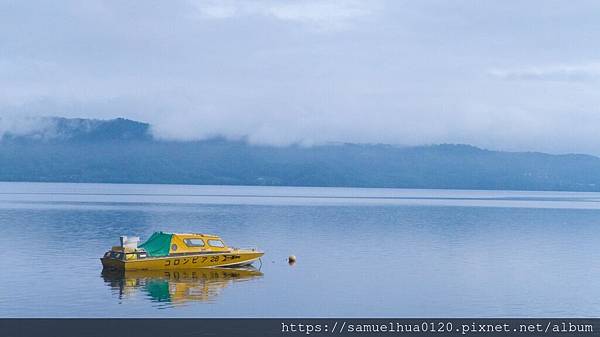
[100,231,264,271]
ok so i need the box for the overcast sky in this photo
[2,0,600,153]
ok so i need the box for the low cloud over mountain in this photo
[2,117,600,192]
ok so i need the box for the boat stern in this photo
[100,251,126,271]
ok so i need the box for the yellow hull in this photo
[101,250,263,271]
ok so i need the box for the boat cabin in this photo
[104,232,232,261]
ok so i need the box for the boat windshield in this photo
[184,238,205,247]
[207,239,225,248]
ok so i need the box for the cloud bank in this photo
[0,115,54,139]
[489,63,600,82]
[191,0,377,31]
[2,1,600,154]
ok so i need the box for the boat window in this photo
[207,239,225,248]
[183,238,205,247]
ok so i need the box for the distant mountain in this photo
[2,117,600,191]
[0,117,151,142]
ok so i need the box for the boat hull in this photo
[101,250,263,271]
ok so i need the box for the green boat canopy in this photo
[138,232,173,257]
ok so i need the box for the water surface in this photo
[1,182,600,317]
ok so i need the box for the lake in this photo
[1,182,600,317]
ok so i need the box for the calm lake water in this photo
[2,182,600,317]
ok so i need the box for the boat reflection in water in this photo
[102,267,263,306]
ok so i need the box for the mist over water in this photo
[4,2,600,153]
[2,182,600,317]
